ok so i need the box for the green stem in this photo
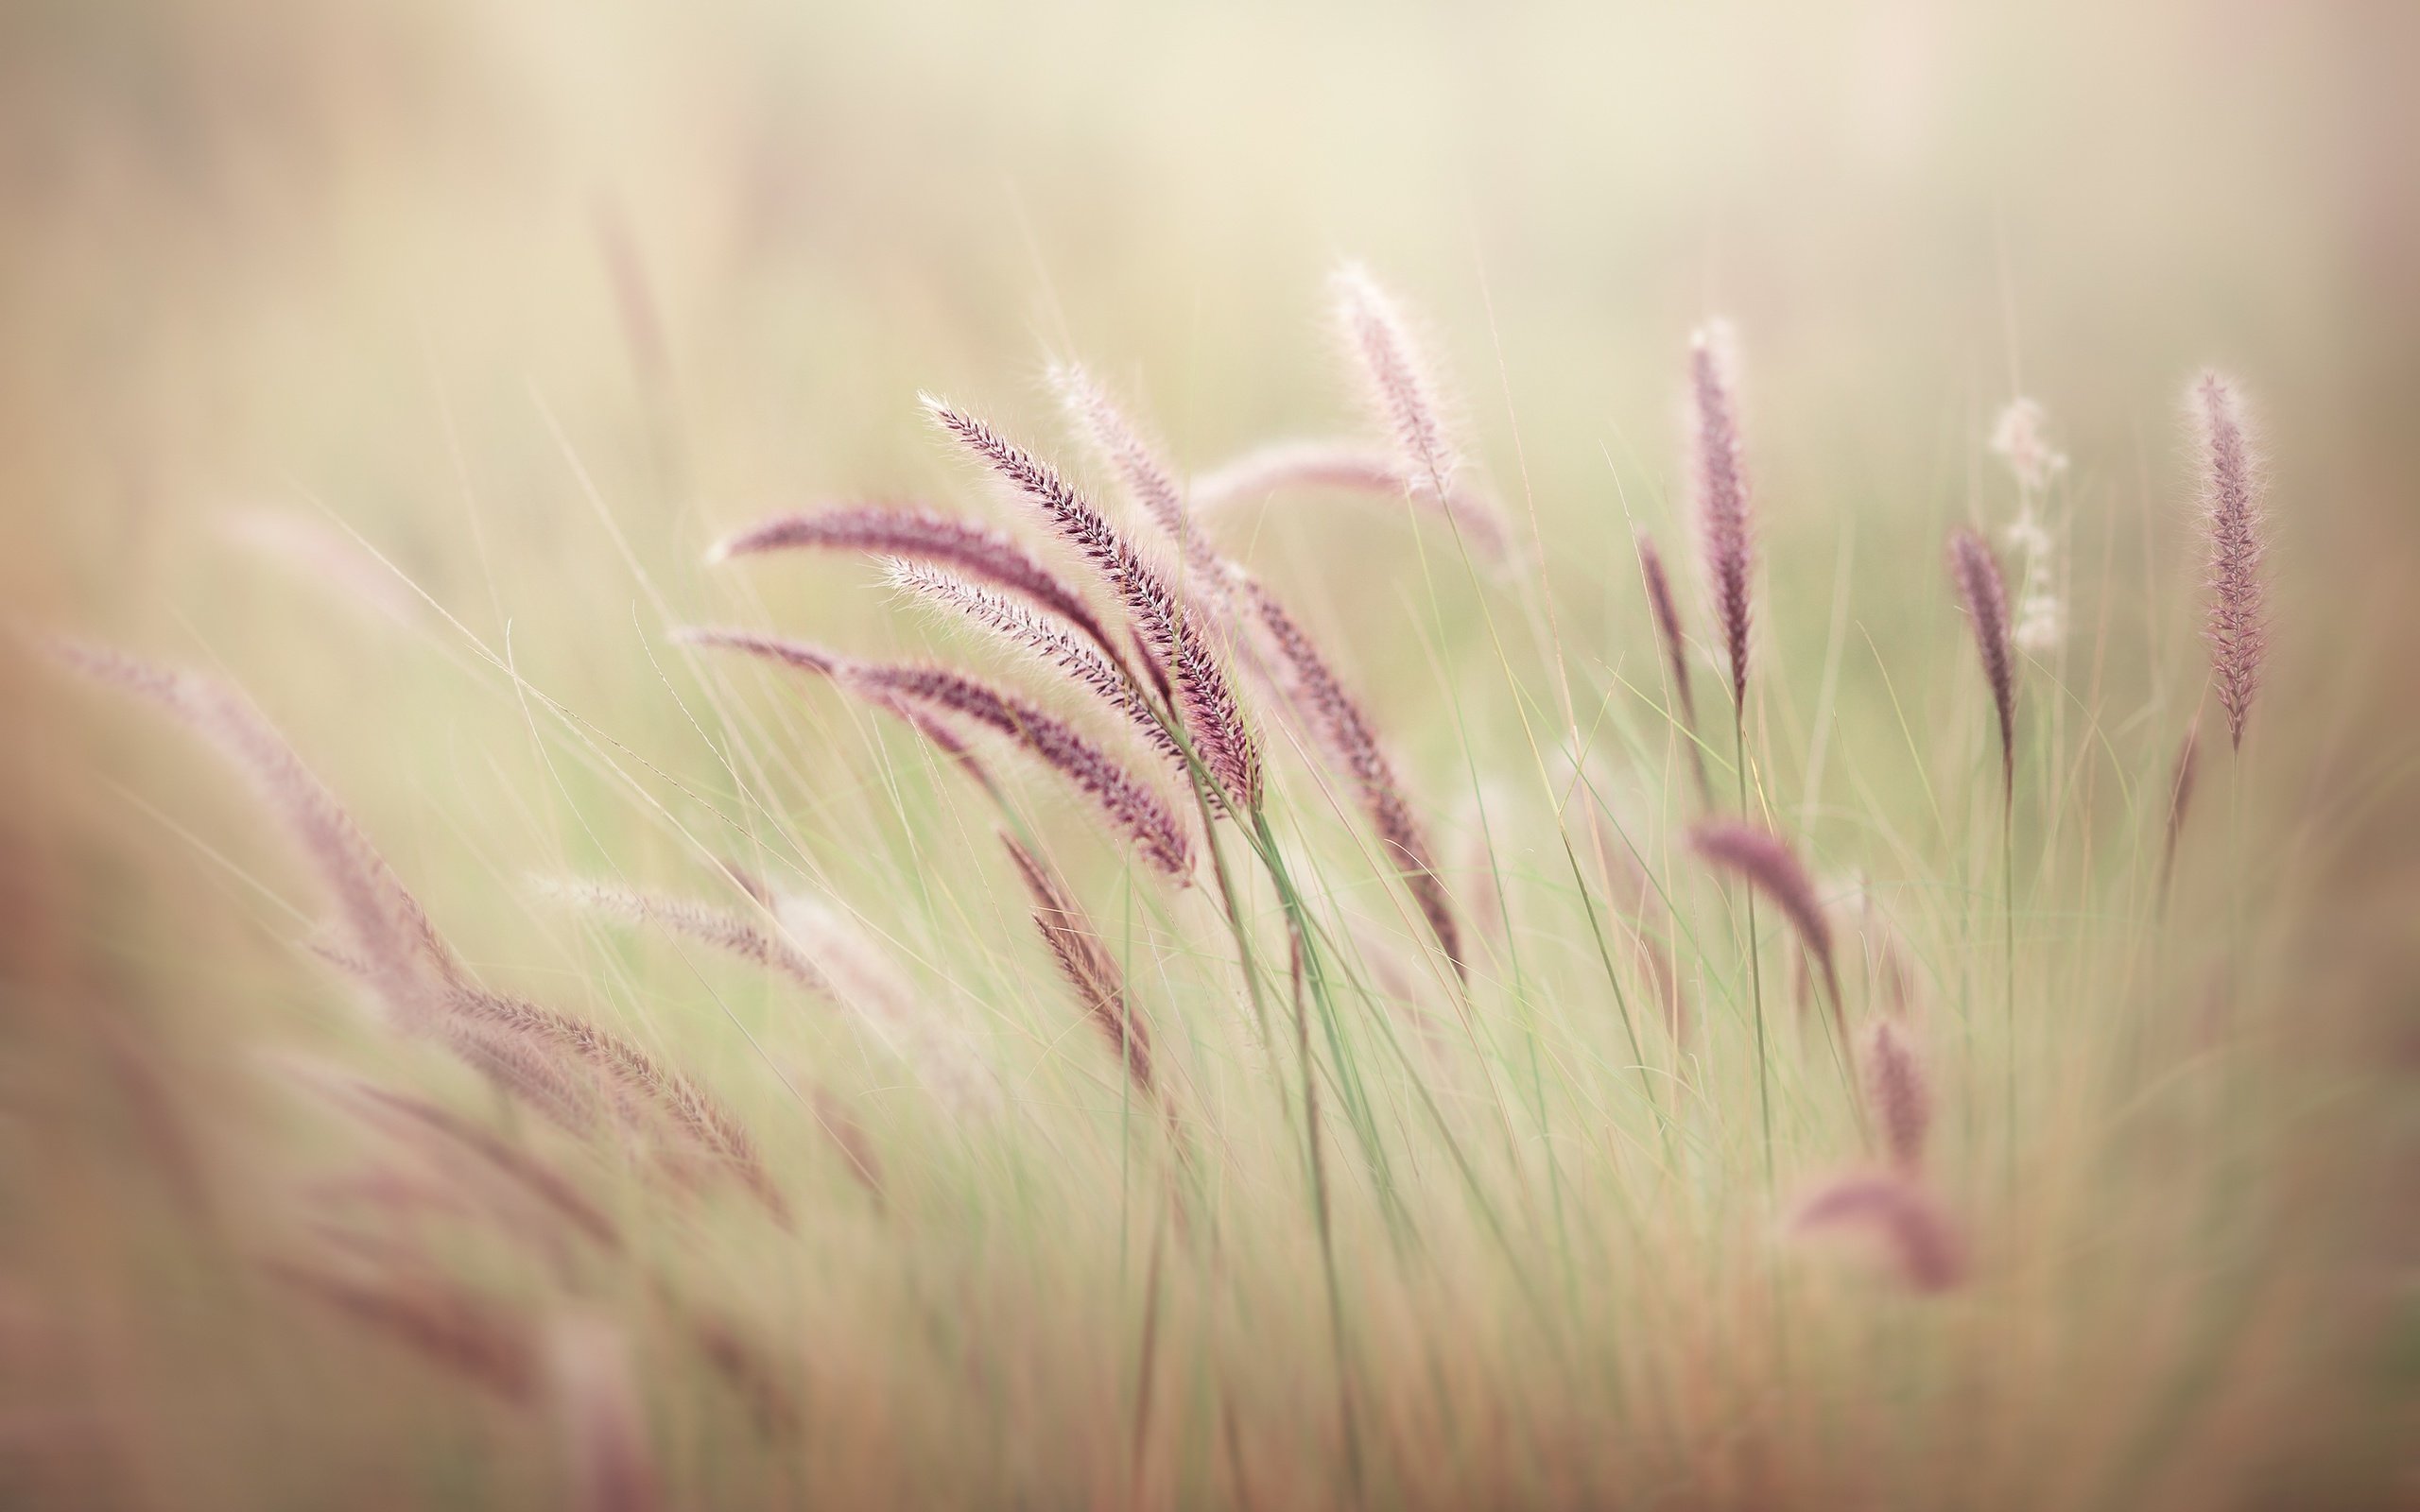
[1737,708,1772,1189]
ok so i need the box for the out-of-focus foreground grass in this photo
[3,1,2417,1507]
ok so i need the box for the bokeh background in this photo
[4,0,2417,1503]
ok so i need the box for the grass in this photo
[4,9,2414,1496]
[6,262,2407,1509]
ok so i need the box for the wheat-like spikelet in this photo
[1242,576,1463,980]
[1635,531,1712,802]
[1331,264,1458,494]
[46,644,788,1213]
[1947,527,2017,804]
[924,398,1262,807]
[1689,821,1839,1007]
[1860,1018,1932,1175]
[2160,714,2204,899]
[48,643,463,1027]
[432,1015,611,1137]
[1002,833,1156,1102]
[302,1070,623,1253]
[883,558,1185,773]
[1187,438,1513,566]
[545,1314,663,1512]
[1051,364,1206,566]
[539,876,836,998]
[1789,1173,1966,1292]
[449,987,788,1225]
[681,627,1192,878]
[859,663,1195,881]
[2191,370,2269,749]
[1687,322,1754,713]
[267,1258,539,1400]
[709,504,1123,666]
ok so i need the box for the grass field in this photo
[4,2,2417,1507]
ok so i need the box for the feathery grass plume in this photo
[1331,264,1457,496]
[1989,397,2069,495]
[296,1068,623,1253]
[1242,575,1464,980]
[709,504,1124,668]
[1002,833,1156,1102]
[924,399,1261,807]
[850,664,1196,881]
[1635,532,1712,802]
[883,558,1187,773]
[538,876,836,998]
[1687,321,1754,713]
[1787,1174,1967,1293]
[1187,438,1513,565]
[46,643,462,1028]
[547,869,996,1116]
[1689,821,1839,1007]
[2003,508,2066,657]
[545,1315,663,1512]
[1860,1019,1932,1175]
[681,627,1192,879]
[41,645,683,1151]
[449,987,789,1226]
[1946,527,2018,803]
[437,1015,612,1137]
[2191,370,2269,749]
[2160,714,2204,899]
[1051,363,1218,576]
[266,1259,539,1400]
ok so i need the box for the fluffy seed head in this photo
[1788,1173,1967,1293]
[1331,264,1459,498]
[924,398,1261,807]
[708,504,1122,667]
[1187,438,1513,567]
[1989,397,2068,494]
[1687,321,1754,711]
[2191,370,2268,749]
[1946,527,2017,802]
[48,642,462,1028]
[1244,576,1463,980]
[884,557,1184,775]
[1689,820,1838,1006]
[1050,364,1201,566]
[1003,833,1156,1099]
[682,628,1193,880]
[2003,507,2066,656]
[1860,1019,1932,1174]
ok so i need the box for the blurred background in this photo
[3,0,2417,1500]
